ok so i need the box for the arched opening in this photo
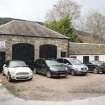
[39,44,57,59]
[12,43,34,69]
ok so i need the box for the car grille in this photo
[55,71,66,74]
[16,77,29,79]
[81,68,87,70]
[16,72,29,75]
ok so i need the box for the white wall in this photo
[99,55,105,61]
[70,55,105,63]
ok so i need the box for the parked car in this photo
[3,60,33,82]
[84,62,96,72]
[34,59,68,78]
[57,58,88,76]
[84,61,105,74]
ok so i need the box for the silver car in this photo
[57,58,88,76]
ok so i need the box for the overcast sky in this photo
[0,0,105,21]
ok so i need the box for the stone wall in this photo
[0,35,69,61]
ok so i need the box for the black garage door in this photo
[39,44,57,59]
[12,43,34,69]
[0,52,5,71]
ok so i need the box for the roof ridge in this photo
[36,23,69,39]
[0,20,15,28]
[70,42,105,45]
[0,19,69,39]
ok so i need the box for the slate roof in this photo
[70,42,105,55]
[0,20,68,39]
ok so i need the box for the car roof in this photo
[35,58,57,62]
[35,58,56,60]
[90,61,104,63]
[57,57,77,60]
[7,60,25,62]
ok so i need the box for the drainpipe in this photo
[67,39,70,57]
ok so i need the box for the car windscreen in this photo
[69,59,82,65]
[46,60,60,66]
[9,61,27,68]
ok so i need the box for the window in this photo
[5,60,10,67]
[35,59,42,67]
[57,59,63,63]
[83,56,89,63]
[9,61,26,68]
[64,59,71,65]
[94,56,99,61]
[41,60,46,67]
[61,52,66,57]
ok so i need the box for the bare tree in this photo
[73,17,87,31]
[46,0,81,21]
[85,12,105,43]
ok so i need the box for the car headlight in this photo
[65,67,68,71]
[28,70,32,75]
[10,71,15,75]
[81,67,88,71]
[86,67,88,70]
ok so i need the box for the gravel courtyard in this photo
[1,73,105,101]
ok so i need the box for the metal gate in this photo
[12,43,34,69]
[39,44,57,59]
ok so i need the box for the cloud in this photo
[0,0,57,21]
[0,0,105,21]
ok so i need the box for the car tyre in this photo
[102,71,105,74]
[33,69,37,74]
[7,73,12,82]
[29,77,33,81]
[71,70,75,76]
[46,71,52,78]
[2,71,5,76]
[93,68,99,74]
[83,73,87,76]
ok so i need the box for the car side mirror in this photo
[42,64,46,67]
[3,64,7,67]
[66,63,70,65]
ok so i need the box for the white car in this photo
[3,60,33,82]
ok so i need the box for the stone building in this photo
[69,42,105,63]
[0,20,69,68]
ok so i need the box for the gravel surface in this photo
[1,73,105,101]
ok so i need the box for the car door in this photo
[40,60,48,75]
[64,59,72,67]
[57,58,64,63]
[85,63,96,72]
[35,59,42,73]
[63,59,73,72]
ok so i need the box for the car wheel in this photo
[29,77,33,81]
[7,73,12,82]
[33,69,37,74]
[2,71,5,76]
[102,71,105,74]
[71,70,75,76]
[46,71,52,78]
[93,68,99,74]
[83,73,87,76]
